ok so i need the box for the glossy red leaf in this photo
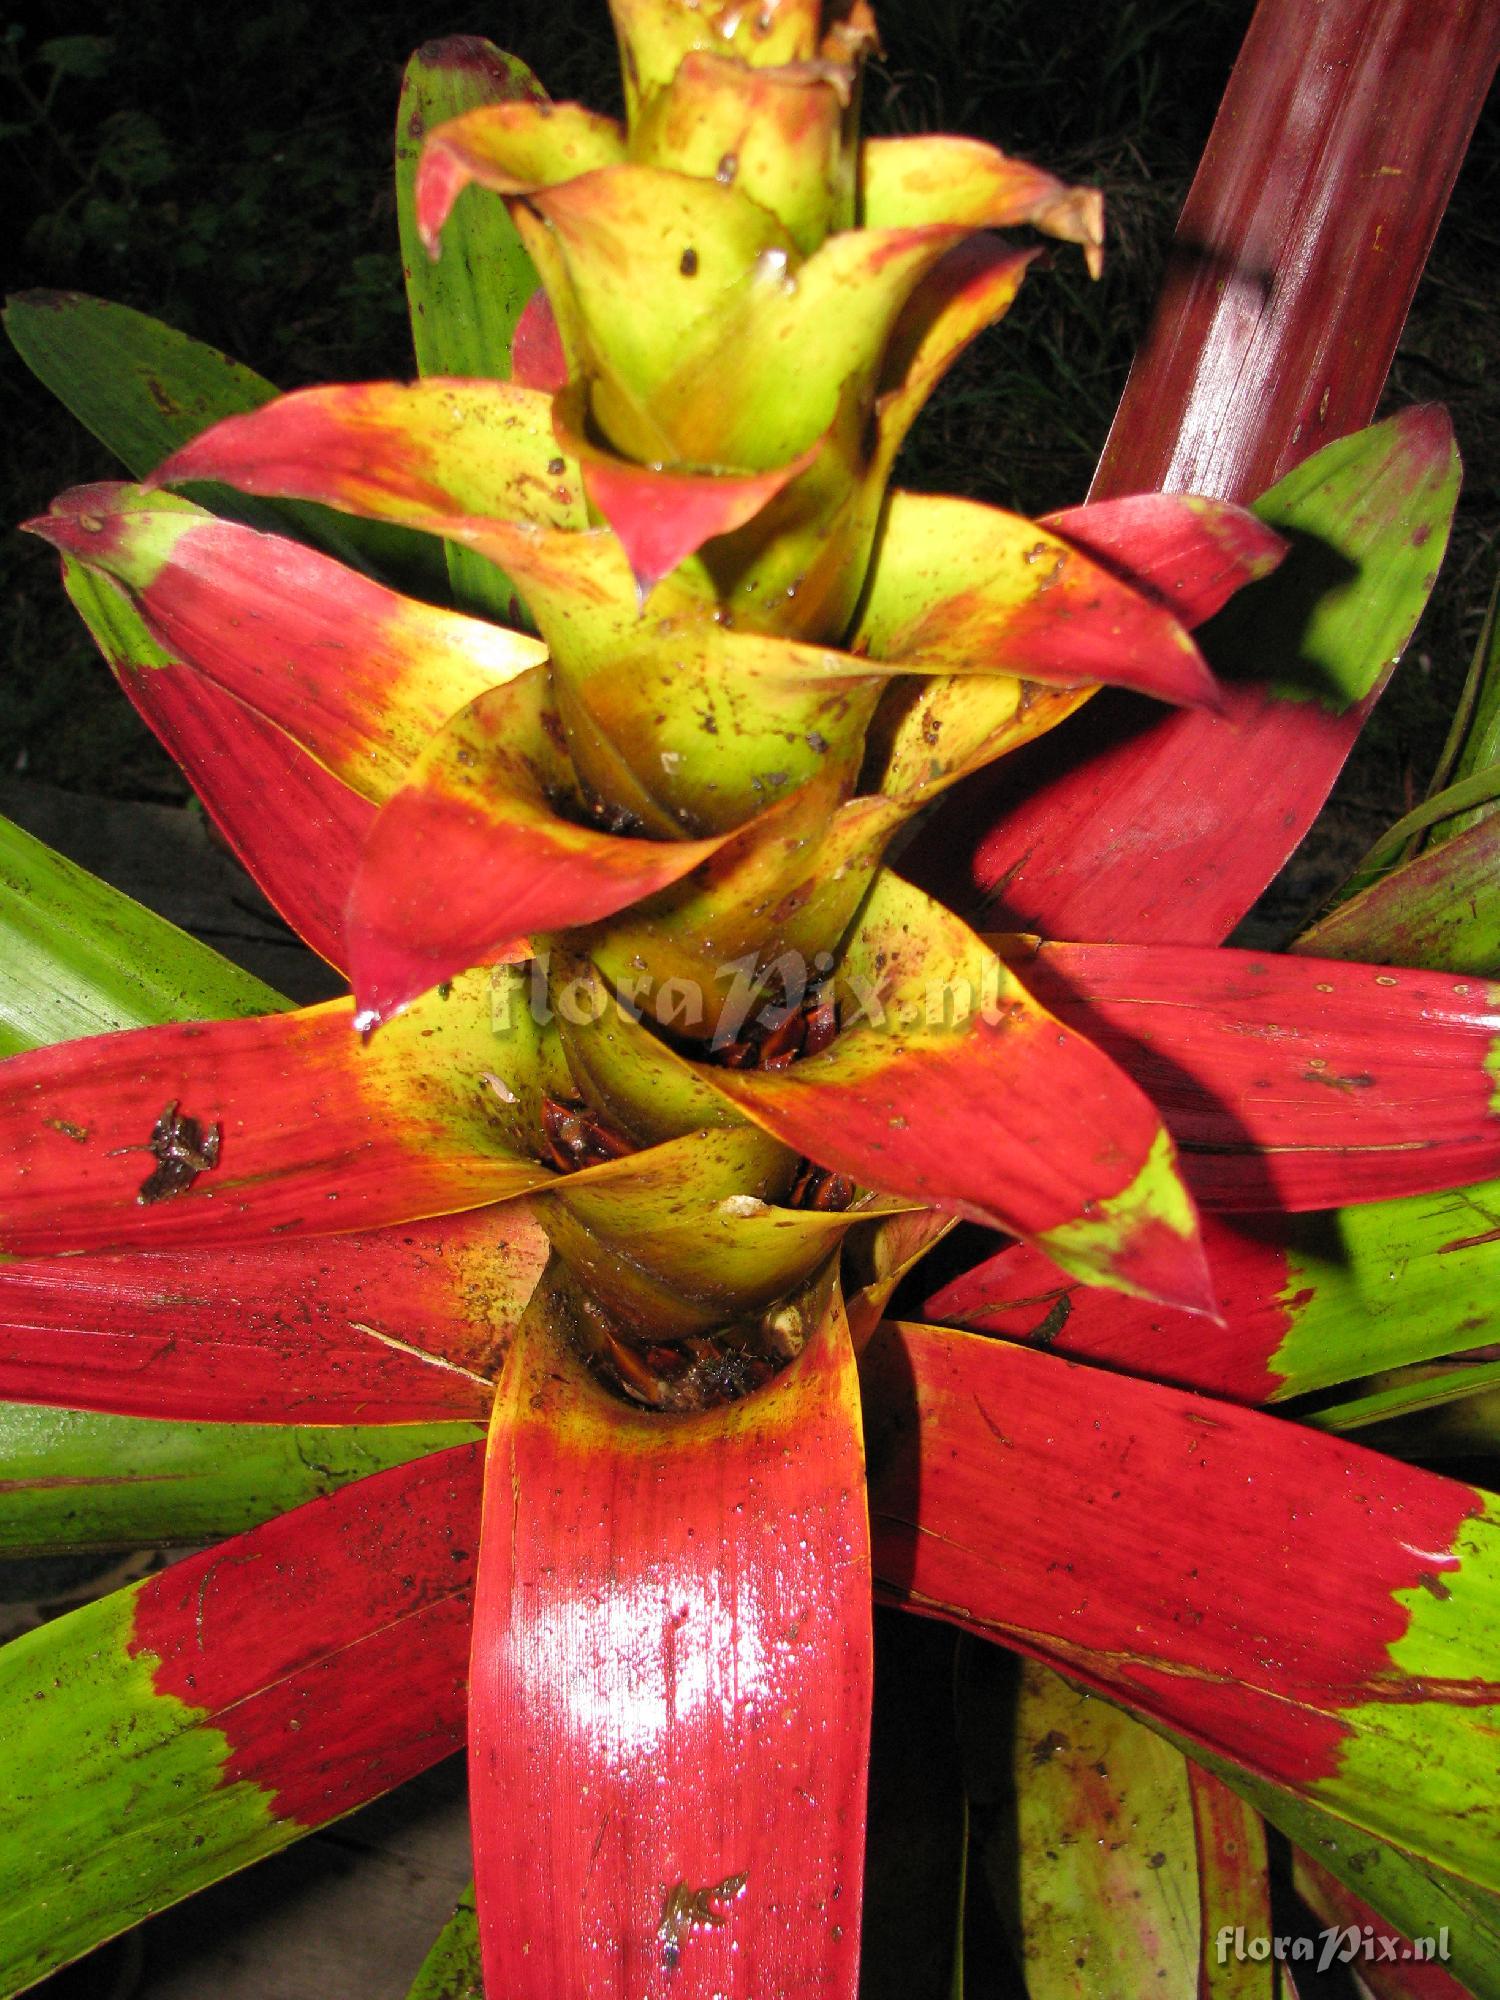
[31,483,545,801]
[1002,939,1500,1211]
[701,873,1215,1315]
[927,1219,1295,1408]
[131,389,638,650]
[862,1321,1500,1882]
[0,972,550,1255]
[918,0,1493,942]
[0,1205,547,1424]
[927,406,1460,941]
[927,1168,1500,1412]
[129,1443,480,1824]
[60,559,372,972]
[1095,0,1497,503]
[852,492,1226,710]
[470,1268,871,1998]
[1040,493,1287,629]
[346,669,729,1026]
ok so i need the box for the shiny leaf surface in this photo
[927,1176,1500,1410]
[954,406,1460,943]
[414,98,626,249]
[346,666,729,1025]
[860,134,1103,273]
[1004,938,1500,1211]
[864,1320,1500,1890]
[0,971,550,1253]
[470,1267,871,1998]
[700,872,1213,1312]
[397,37,549,618]
[853,491,1226,707]
[3,289,432,586]
[32,483,545,802]
[0,1206,546,1423]
[59,559,373,971]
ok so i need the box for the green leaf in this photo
[395,37,544,621]
[866,1321,1500,1898]
[0,1403,479,1554]
[407,1883,483,2000]
[5,291,275,483]
[1316,762,1500,907]
[1300,1357,1500,1438]
[1183,1743,1500,2000]
[1006,1661,1202,1997]
[1292,810,1500,973]
[3,290,441,590]
[38,34,113,79]
[1206,411,1460,714]
[0,812,289,1059]
[963,408,1460,946]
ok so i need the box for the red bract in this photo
[2,1,1498,1995]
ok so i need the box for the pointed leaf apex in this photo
[555,384,820,596]
[511,288,568,391]
[1037,185,1105,277]
[1036,1128,1219,1319]
[415,146,467,258]
[1391,399,1457,457]
[21,482,135,558]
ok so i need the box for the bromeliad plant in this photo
[2,0,1499,1994]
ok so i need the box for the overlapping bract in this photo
[15,17,1293,1317]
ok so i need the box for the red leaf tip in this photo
[511,290,568,392]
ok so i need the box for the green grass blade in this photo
[1317,762,1500,908]
[0,812,288,1059]
[1291,809,1500,974]
[1425,570,1500,848]
[0,1403,480,1554]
